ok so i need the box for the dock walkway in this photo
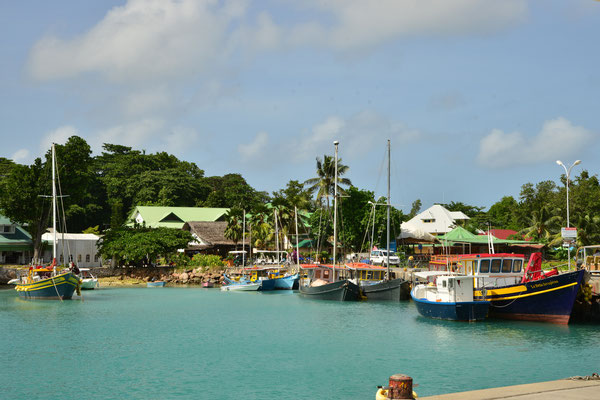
[421,377,600,399]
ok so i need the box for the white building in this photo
[401,204,470,236]
[41,232,102,268]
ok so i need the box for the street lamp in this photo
[556,159,581,268]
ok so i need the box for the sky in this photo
[1,0,599,213]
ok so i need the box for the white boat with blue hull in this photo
[411,272,490,322]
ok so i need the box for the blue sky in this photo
[1,0,599,213]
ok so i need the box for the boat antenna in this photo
[333,140,339,277]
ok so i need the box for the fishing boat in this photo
[347,263,410,301]
[201,281,214,288]
[147,280,166,287]
[273,272,299,290]
[298,141,360,301]
[411,271,490,321]
[79,268,99,290]
[14,144,81,300]
[355,140,408,301]
[433,252,585,324]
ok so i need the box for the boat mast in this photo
[386,139,391,280]
[333,140,339,279]
[52,144,57,271]
[274,209,280,264]
[242,210,246,267]
[295,206,300,269]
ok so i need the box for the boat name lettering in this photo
[531,280,559,289]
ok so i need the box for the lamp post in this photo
[556,159,581,268]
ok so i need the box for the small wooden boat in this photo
[15,268,81,300]
[147,281,166,287]
[79,268,99,290]
[346,263,409,301]
[273,273,299,290]
[411,272,490,322]
[220,282,261,291]
[298,264,361,301]
[202,281,214,288]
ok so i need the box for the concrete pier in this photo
[420,377,600,399]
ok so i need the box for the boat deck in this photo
[420,377,600,399]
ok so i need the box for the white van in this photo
[370,249,400,266]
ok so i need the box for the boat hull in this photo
[147,281,166,287]
[15,273,80,300]
[81,279,98,290]
[299,279,361,301]
[474,269,584,324]
[273,274,299,290]
[362,278,410,301]
[259,278,277,291]
[221,283,261,291]
[411,289,490,322]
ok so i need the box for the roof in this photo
[437,226,535,246]
[401,204,470,235]
[478,229,528,241]
[42,232,100,241]
[128,206,229,229]
[183,221,235,248]
[0,214,33,251]
[345,262,386,270]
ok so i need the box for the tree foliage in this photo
[97,226,193,266]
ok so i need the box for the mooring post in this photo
[388,374,413,399]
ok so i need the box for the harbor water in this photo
[1,286,600,399]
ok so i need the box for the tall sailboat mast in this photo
[386,140,391,279]
[333,140,339,275]
[52,144,57,269]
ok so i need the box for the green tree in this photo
[520,204,562,244]
[97,225,193,267]
[487,196,521,230]
[224,207,244,247]
[408,199,421,219]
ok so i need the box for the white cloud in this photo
[11,149,30,164]
[292,111,421,162]
[238,131,269,160]
[287,0,527,51]
[27,0,245,83]
[477,117,594,168]
[41,125,79,152]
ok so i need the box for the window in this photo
[491,259,502,273]
[479,260,490,273]
[60,255,64,263]
[442,280,447,288]
[77,254,82,262]
[367,271,373,280]
[86,254,90,262]
[466,261,474,275]
[501,259,512,273]
[94,254,99,262]
[323,270,330,279]
[1,225,15,234]
[422,219,435,223]
[513,259,523,273]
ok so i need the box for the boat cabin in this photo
[413,272,476,303]
[430,253,526,288]
[345,262,387,284]
[300,264,351,286]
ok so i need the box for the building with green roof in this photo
[127,206,229,229]
[0,214,33,264]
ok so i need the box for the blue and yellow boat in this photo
[431,253,585,324]
[14,267,81,300]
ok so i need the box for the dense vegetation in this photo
[1,135,598,264]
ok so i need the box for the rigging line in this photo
[54,155,72,266]
[360,204,376,254]
[50,276,63,302]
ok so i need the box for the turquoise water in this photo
[1,286,600,399]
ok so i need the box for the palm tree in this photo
[304,154,352,209]
[520,205,562,244]
[224,207,244,248]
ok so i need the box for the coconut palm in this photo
[304,154,352,209]
[224,207,244,247]
[520,205,562,244]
